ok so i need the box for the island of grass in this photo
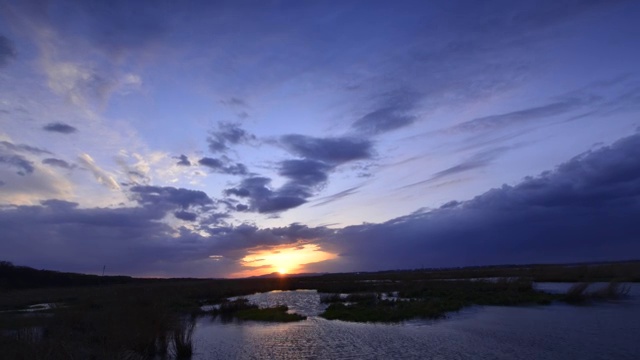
[319,278,560,323]
[236,305,306,322]
[212,299,306,322]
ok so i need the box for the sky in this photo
[1,0,639,278]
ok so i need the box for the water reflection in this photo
[230,289,327,317]
[194,285,640,359]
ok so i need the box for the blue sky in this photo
[1,0,639,277]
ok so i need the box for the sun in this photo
[278,268,287,275]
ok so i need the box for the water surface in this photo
[193,284,640,359]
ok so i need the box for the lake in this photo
[192,284,640,359]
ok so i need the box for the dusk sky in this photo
[1,0,639,278]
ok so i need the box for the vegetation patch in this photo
[320,278,560,323]
[321,299,465,322]
[236,305,306,322]
[211,298,306,322]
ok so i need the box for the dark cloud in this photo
[0,35,16,68]
[0,141,52,155]
[312,132,640,272]
[175,154,191,166]
[278,159,331,187]
[207,122,255,153]
[199,157,248,176]
[130,185,213,210]
[224,187,250,197]
[280,135,373,164]
[204,223,332,257]
[0,153,33,176]
[222,135,371,214]
[174,210,197,222]
[42,158,75,170]
[43,122,78,134]
[224,160,334,214]
[224,176,307,213]
[0,199,225,277]
[1,132,638,277]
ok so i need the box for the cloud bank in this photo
[1,132,638,277]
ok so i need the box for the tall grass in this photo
[564,281,631,303]
[171,319,195,359]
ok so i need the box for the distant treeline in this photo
[0,261,135,290]
[2,259,639,291]
[323,260,640,283]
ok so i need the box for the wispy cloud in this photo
[78,154,120,190]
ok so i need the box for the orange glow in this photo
[231,243,337,278]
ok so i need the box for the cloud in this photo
[42,158,75,170]
[353,107,417,136]
[0,141,51,155]
[207,122,255,153]
[203,223,333,257]
[0,200,213,276]
[352,90,420,135]
[0,159,74,206]
[220,97,247,107]
[175,154,191,166]
[1,131,638,277]
[224,160,335,214]
[311,131,640,272]
[174,210,197,222]
[224,176,307,213]
[280,135,373,164]
[198,157,248,176]
[0,35,16,67]
[44,61,115,106]
[43,122,78,134]
[312,186,361,207]
[448,99,586,133]
[278,159,331,187]
[130,185,213,210]
[0,153,34,176]
[0,140,49,176]
[402,146,511,189]
[77,154,120,190]
[222,135,372,214]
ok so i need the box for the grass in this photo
[321,299,466,322]
[172,319,195,359]
[319,278,560,322]
[563,281,631,304]
[212,298,306,322]
[1,261,636,356]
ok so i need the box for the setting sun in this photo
[233,243,337,278]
